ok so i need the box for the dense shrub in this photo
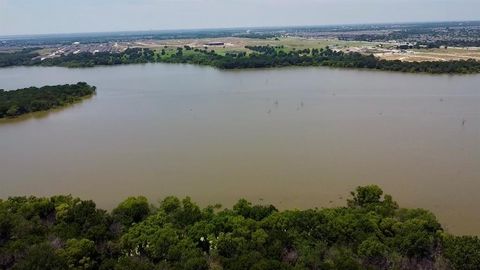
[0,185,475,269]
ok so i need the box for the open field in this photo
[131,37,480,61]
[130,37,375,55]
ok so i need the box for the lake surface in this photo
[0,64,479,235]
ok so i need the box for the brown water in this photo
[0,64,479,235]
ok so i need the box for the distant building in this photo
[206,42,224,46]
[397,43,414,50]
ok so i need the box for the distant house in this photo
[206,42,224,46]
[397,43,413,50]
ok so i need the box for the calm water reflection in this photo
[0,64,479,235]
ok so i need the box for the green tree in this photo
[114,256,154,270]
[112,196,150,228]
[13,243,66,270]
[58,238,97,269]
[442,235,480,270]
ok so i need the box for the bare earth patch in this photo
[375,47,480,62]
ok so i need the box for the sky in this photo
[0,0,479,36]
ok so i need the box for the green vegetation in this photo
[180,46,480,73]
[2,45,480,74]
[0,48,41,67]
[0,185,478,269]
[0,82,96,118]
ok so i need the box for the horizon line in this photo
[1,19,479,40]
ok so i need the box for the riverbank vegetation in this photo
[0,82,96,118]
[2,46,480,74]
[0,49,41,67]
[0,185,478,270]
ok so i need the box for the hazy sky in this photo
[1,0,479,36]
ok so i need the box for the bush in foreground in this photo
[0,185,478,269]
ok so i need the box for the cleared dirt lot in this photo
[374,47,480,62]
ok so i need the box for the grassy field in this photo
[133,37,375,56]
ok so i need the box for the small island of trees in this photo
[0,82,96,118]
[0,185,479,270]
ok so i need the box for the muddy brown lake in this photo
[0,64,479,235]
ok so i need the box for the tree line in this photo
[0,48,41,67]
[0,185,479,270]
[1,46,480,74]
[0,82,96,118]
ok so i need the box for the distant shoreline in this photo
[2,46,480,74]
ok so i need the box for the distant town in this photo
[1,21,480,63]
